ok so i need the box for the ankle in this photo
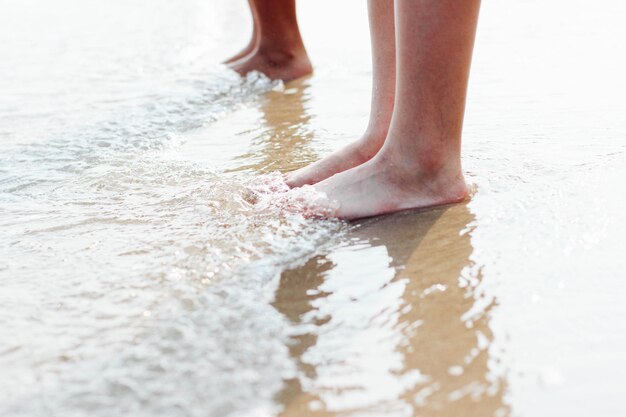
[257,41,309,65]
[377,144,465,191]
[380,133,461,172]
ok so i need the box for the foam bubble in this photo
[243,172,340,219]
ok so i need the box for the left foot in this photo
[314,149,468,220]
[229,47,312,82]
[285,133,386,188]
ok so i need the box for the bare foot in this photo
[314,149,468,220]
[229,48,312,82]
[285,134,385,187]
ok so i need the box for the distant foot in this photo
[229,48,312,82]
[314,150,468,220]
[285,134,385,188]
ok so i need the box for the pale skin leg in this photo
[285,0,396,187]
[223,0,258,64]
[229,0,312,82]
[314,0,481,220]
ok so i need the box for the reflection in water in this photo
[230,78,319,174]
[274,204,508,416]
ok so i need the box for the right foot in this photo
[229,47,312,82]
[285,134,386,188]
[313,148,468,220]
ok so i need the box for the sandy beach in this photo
[1,0,626,416]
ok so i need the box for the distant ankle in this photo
[257,41,309,65]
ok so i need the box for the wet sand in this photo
[2,0,626,416]
[274,204,507,417]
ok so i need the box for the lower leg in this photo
[315,0,481,219]
[223,0,259,64]
[230,0,312,81]
[285,0,396,187]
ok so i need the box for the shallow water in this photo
[2,0,626,416]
